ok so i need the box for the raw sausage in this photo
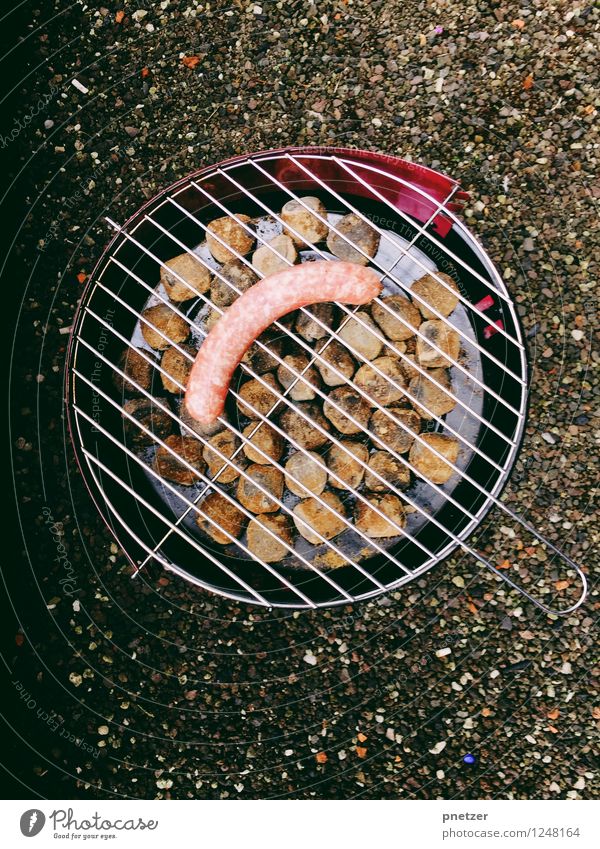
[185,261,382,424]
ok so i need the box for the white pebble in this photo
[490,669,500,679]
[372,117,382,127]
[429,740,446,755]
[385,728,395,741]
[571,329,584,341]
[303,651,317,666]
[573,777,586,790]
[436,770,445,779]
[132,9,148,21]
[452,575,465,588]
[436,647,451,658]
[542,432,556,444]
[72,599,80,612]
[97,725,109,735]
[560,662,573,674]
[549,781,561,793]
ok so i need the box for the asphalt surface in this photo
[2,0,598,800]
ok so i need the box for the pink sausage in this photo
[185,261,382,424]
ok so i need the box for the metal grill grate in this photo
[67,147,587,613]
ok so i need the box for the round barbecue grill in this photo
[66,146,588,613]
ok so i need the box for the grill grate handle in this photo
[473,505,588,616]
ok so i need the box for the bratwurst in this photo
[185,261,382,424]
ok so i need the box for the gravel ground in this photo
[3,0,598,800]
